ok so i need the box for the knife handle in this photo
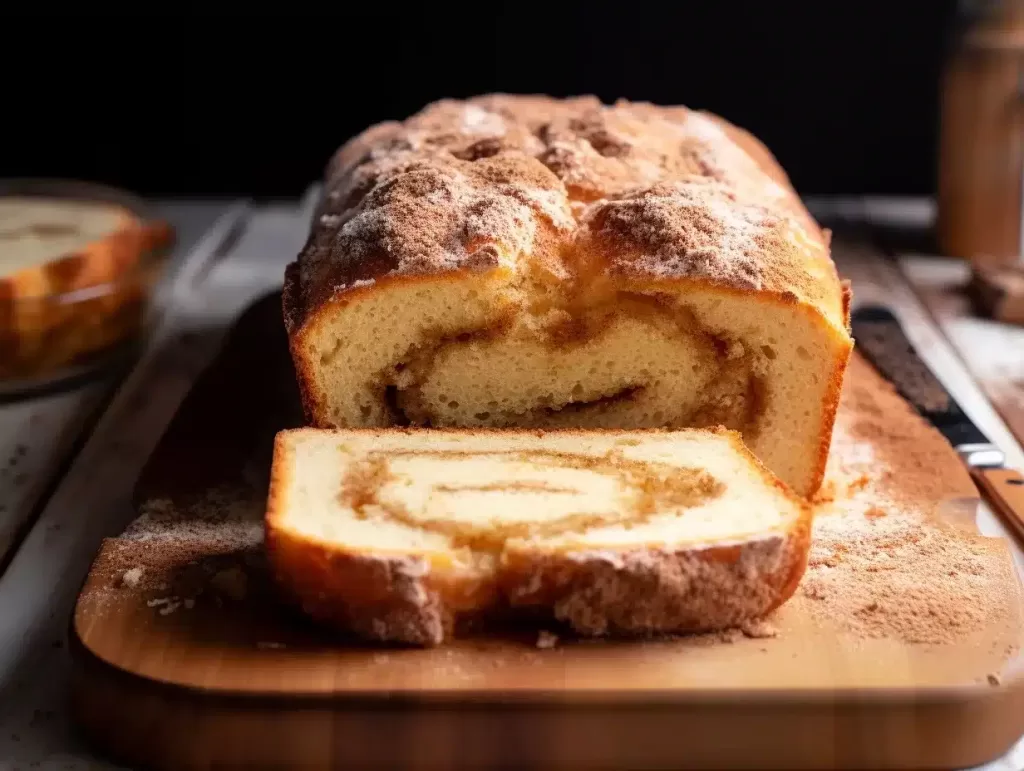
[971,467,1024,544]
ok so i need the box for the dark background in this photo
[1,3,963,199]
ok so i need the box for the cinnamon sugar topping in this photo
[582,181,772,289]
[293,94,845,330]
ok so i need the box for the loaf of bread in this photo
[283,95,853,497]
[265,427,811,646]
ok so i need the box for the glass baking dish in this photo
[0,179,174,399]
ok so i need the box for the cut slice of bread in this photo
[265,427,811,646]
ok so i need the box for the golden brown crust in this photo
[281,262,330,443]
[264,427,811,646]
[265,531,455,646]
[265,429,490,645]
[283,95,853,501]
[0,205,173,381]
[806,324,854,497]
[501,527,810,637]
[287,94,846,336]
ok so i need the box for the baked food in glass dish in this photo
[284,95,853,498]
[0,180,173,398]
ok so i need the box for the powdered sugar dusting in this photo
[677,110,728,145]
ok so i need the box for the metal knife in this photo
[850,304,1024,542]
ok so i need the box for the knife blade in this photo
[850,304,1024,542]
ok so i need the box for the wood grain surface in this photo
[902,256,1024,459]
[975,467,1024,545]
[67,287,1024,770]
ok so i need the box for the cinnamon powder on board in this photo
[796,356,1020,647]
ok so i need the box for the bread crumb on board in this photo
[740,619,778,639]
[120,567,145,588]
[536,630,559,649]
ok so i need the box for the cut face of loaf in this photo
[265,427,812,646]
[284,95,854,497]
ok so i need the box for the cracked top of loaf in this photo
[288,94,846,333]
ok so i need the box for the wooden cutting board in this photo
[69,292,1024,771]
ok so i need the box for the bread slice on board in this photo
[283,95,854,497]
[265,427,811,646]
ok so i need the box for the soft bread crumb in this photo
[79,352,1022,675]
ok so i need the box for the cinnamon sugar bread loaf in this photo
[265,427,811,646]
[283,95,853,497]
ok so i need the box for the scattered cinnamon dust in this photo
[81,485,265,614]
[800,506,1014,644]
[797,356,1020,646]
